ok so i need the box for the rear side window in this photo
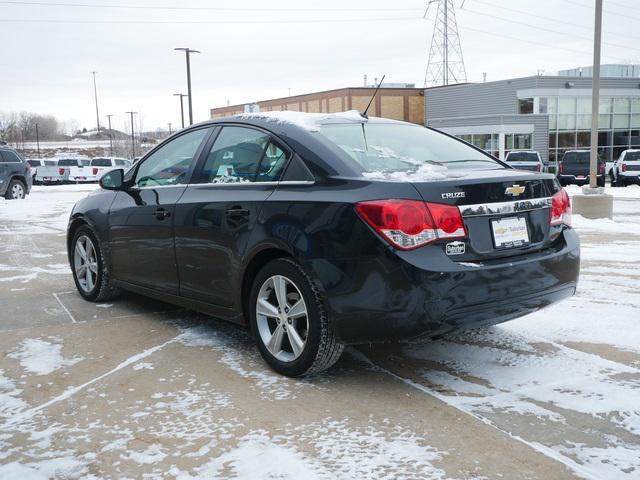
[0,150,22,163]
[58,159,78,166]
[91,158,112,167]
[624,152,640,161]
[197,126,271,184]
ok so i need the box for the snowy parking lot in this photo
[0,184,639,479]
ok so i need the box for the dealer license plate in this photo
[491,216,530,249]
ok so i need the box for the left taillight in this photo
[598,163,605,174]
[93,167,99,175]
[537,163,542,172]
[355,199,467,250]
[622,163,628,172]
[550,189,571,227]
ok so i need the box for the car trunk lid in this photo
[409,169,561,262]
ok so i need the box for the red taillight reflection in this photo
[622,164,628,172]
[59,168,65,175]
[550,189,571,227]
[355,200,467,250]
[559,163,564,173]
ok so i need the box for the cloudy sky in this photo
[1,0,639,132]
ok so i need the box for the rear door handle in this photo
[154,208,171,220]
[225,208,250,217]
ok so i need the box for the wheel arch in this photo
[240,246,293,324]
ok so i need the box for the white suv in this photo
[611,149,640,187]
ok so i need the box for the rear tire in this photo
[70,225,121,302]
[4,179,25,200]
[597,177,605,187]
[249,258,343,377]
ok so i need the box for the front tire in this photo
[71,226,120,302]
[249,258,343,377]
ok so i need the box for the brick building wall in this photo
[210,87,425,125]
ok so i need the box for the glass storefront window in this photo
[549,115,557,130]
[599,97,613,114]
[547,96,558,114]
[558,97,576,115]
[549,132,557,148]
[577,97,591,114]
[632,115,640,129]
[558,114,576,130]
[576,131,590,147]
[513,134,532,149]
[599,114,611,129]
[614,97,630,114]
[631,98,640,114]
[576,115,591,130]
[613,114,630,129]
[518,98,534,114]
[614,129,631,146]
[558,132,576,148]
[538,97,548,114]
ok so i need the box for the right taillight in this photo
[355,199,467,250]
[59,168,65,175]
[93,167,99,175]
[550,189,571,227]
[622,163,628,172]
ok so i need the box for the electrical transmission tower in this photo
[424,0,468,88]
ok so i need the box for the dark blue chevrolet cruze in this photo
[67,111,580,376]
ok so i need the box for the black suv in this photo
[0,146,32,199]
[557,150,605,187]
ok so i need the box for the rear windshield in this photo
[91,158,112,166]
[562,152,591,164]
[44,160,57,166]
[624,152,640,161]
[506,152,539,162]
[28,160,42,166]
[58,159,78,166]
[318,123,501,176]
[115,159,130,166]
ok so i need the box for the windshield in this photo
[506,152,538,163]
[91,158,112,167]
[562,152,591,164]
[318,123,502,175]
[624,151,640,161]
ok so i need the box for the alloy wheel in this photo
[11,183,25,199]
[256,275,309,362]
[74,235,98,293]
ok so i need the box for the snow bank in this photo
[238,110,365,132]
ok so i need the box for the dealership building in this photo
[425,71,640,164]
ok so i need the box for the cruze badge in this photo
[505,184,526,196]
[441,191,465,199]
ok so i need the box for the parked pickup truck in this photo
[36,159,69,184]
[557,150,605,187]
[56,157,91,183]
[90,157,132,181]
[504,151,544,172]
[610,149,640,187]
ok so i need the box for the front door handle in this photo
[154,208,171,220]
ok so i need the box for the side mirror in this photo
[100,168,125,190]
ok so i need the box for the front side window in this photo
[198,126,271,184]
[319,123,501,175]
[135,128,209,188]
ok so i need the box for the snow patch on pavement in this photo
[8,337,83,375]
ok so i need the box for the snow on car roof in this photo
[237,110,368,133]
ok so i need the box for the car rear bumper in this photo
[619,173,640,184]
[308,228,580,344]
[558,174,604,185]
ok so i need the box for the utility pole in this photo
[589,0,602,189]
[173,93,187,129]
[125,111,137,159]
[35,123,40,157]
[91,71,101,135]
[106,114,114,157]
[174,48,200,125]
[423,0,467,88]
[168,122,172,135]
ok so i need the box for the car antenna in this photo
[362,74,385,119]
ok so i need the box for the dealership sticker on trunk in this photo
[445,241,466,255]
[491,216,529,249]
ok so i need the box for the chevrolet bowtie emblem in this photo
[505,184,526,196]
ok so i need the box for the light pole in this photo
[589,0,603,189]
[174,48,200,125]
[168,122,172,135]
[173,93,187,129]
[91,71,101,135]
[125,111,138,159]
[35,123,40,157]
[106,114,114,157]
